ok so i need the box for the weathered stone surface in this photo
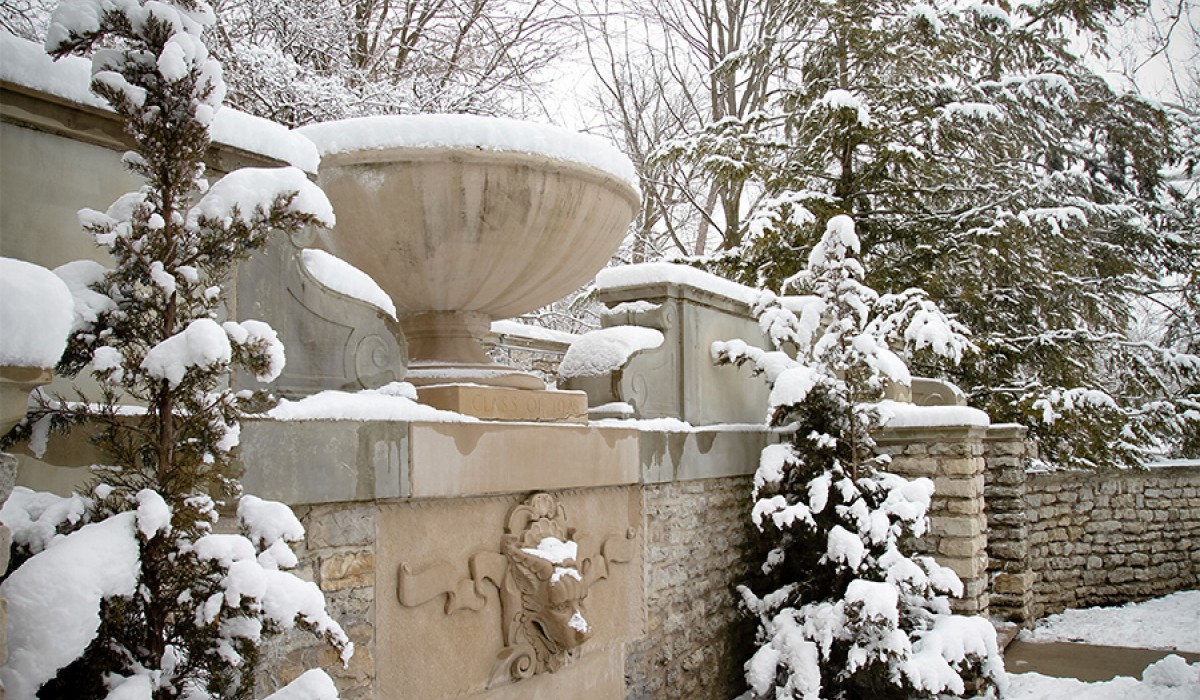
[319,550,375,592]
[932,475,986,499]
[993,571,1035,595]
[300,504,377,549]
[938,514,986,538]
[416,385,588,423]
[986,459,1200,624]
[569,273,773,426]
[625,477,765,700]
[377,489,643,700]
[408,422,639,497]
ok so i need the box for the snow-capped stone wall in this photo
[986,456,1200,625]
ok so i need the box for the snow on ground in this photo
[994,591,1200,699]
[1004,655,1200,700]
[1020,590,1200,652]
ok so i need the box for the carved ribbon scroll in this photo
[396,492,636,687]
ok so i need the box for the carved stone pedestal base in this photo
[1,366,51,435]
[417,385,588,424]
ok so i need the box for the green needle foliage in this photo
[665,0,1200,467]
[1,1,350,697]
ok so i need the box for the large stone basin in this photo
[301,115,640,389]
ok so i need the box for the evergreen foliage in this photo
[1,0,350,697]
[717,216,1003,699]
[671,0,1200,467]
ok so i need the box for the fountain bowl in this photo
[302,115,640,388]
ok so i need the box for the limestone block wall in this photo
[624,477,764,700]
[986,463,1200,622]
[981,426,1034,623]
[258,502,380,699]
[875,425,990,616]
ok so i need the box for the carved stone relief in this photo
[397,493,635,687]
[233,232,407,397]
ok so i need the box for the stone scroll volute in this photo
[396,493,636,687]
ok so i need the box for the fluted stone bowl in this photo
[300,115,640,388]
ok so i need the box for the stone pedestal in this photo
[1,366,52,435]
[417,385,588,423]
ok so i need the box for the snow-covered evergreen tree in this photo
[687,0,1200,467]
[0,1,351,697]
[716,216,1004,699]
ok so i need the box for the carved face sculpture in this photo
[507,542,593,661]
[538,565,591,652]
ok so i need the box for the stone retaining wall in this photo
[986,456,1200,624]
[257,502,380,699]
[982,426,1034,623]
[624,477,763,700]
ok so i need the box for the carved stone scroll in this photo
[396,493,636,688]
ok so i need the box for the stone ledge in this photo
[639,428,774,483]
[408,422,639,498]
[237,418,411,505]
[875,424,990,446]
[416,385,588,423]
[237,419,642,503]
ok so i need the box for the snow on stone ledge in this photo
[266,382,475,423]
[300,249,396,320]
[876,399,990,429]
[0,31,320,173]
[296,114,639,191]
[0,257,74,368]
[559,326,664,379]
[490,320,579,346]
[594,262,760,307]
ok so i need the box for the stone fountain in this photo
[299,115,640,421]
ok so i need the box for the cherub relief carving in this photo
[397,493,636,686]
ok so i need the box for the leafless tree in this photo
[209,0,581,124]
[579,0,801,255]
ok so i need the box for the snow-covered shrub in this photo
[0,1,350,698]
[717,216,1004,699]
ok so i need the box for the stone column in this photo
[875,425,989,616]
[982,425,1036,624]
